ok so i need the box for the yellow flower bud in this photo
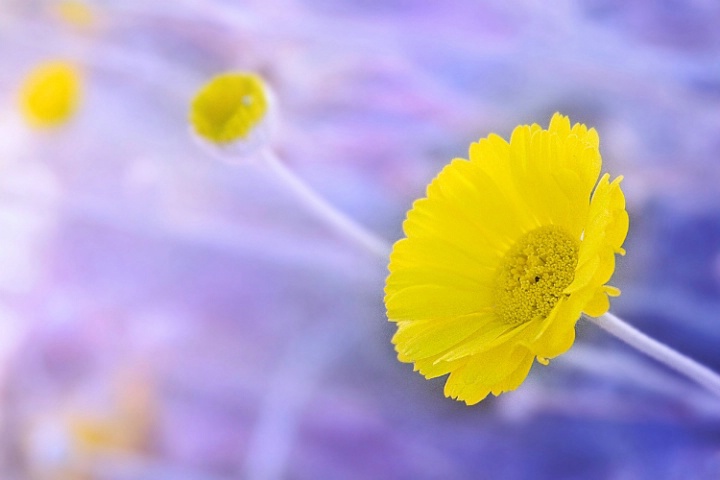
[20,61,82,128]
[189,72,273,159]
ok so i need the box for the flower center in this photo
[494,225,579,325]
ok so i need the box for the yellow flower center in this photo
[189,73,268,144]
[494,225,579,325]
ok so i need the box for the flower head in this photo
[189,72,273,159]
[384,113,629,405]
[19,61,82,128]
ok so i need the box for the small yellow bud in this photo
[189,72,270,146]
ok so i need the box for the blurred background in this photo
[1,0,720,478]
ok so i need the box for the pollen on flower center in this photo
[494,225,579,325]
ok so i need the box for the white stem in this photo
[261,149,392,259]
[586,312,720,398]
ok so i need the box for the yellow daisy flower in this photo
[384,113,629,405]
[19,61,82,128]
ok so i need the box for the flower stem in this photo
[586,312,720,398]
[260,149,392,259]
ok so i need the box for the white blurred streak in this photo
[242,323,350,480]
[565,344,720,415]
[500,343,720,422]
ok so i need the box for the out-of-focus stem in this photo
[586,312,720,398]
[261,149,392,259]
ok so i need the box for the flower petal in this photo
[444,345,533,405]
[583,288,610,317]
[385,285,492,322]
[392,313,495,359]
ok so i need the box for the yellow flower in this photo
[384,113,629,405]
[19,61,82,128]
[189,72,269,145]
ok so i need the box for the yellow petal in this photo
[494,354,535,393]
[431,159,533,243]
[403,197,506,265]
[606,209,629,253]
[433,321,520,362]
[385,284,492,322]
[444,346,533,404]
[552,167,589,236]
[604,285,621,297]
[531,322,576,359]
[549,112,571,138]
[386,266,490,292]
[413,354,465,379]
[564,252,600,294]
[392,313,494,359]
[591,247,616,287]
[583,289,610,317]
[523,292,585,359]
[388,237,494,278]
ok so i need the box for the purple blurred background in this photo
[1,1,720,478]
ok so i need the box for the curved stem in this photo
[585,312,720,398]
[261,149,392,259]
